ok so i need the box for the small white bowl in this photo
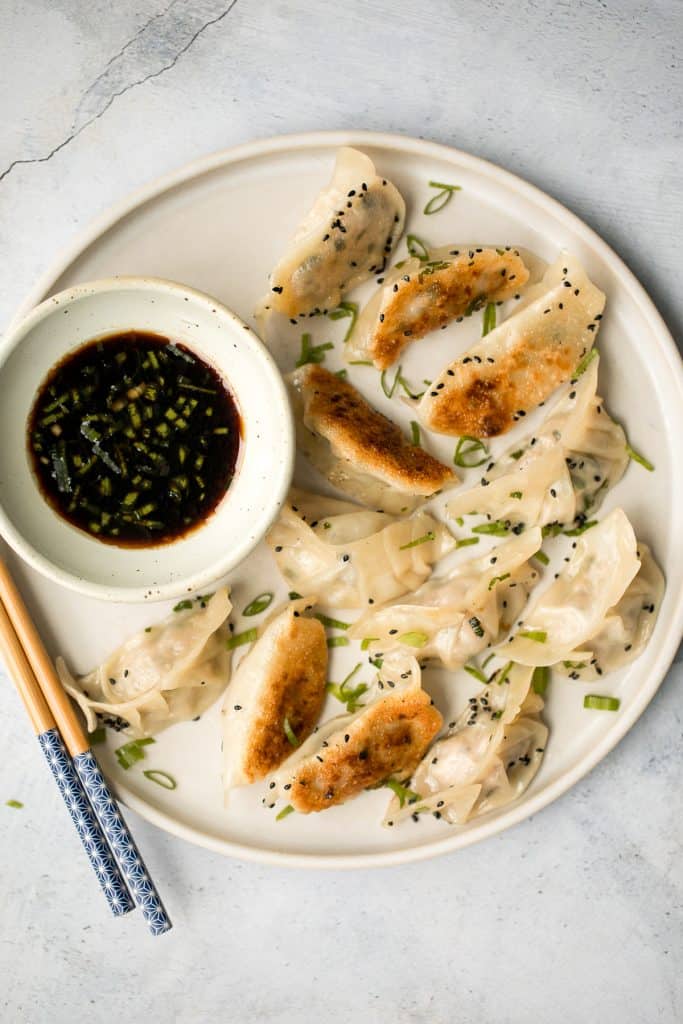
[0,278,294,602]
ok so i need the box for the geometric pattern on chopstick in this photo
[38,728,134,916]
[73,750,172,935]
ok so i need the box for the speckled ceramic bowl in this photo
[0,278,294,602]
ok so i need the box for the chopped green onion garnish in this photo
[455,536,479,549]
[5,800,23,809]
[385,778,422,807]
[625,443,654,472]
[243,592,274,616]
[295,333,334,368]
[532,666,549,695]
[88,726,106,745]
[381,364,403,398]
[482,653,495,669]
[326,665,368,712]
[496,661,513,685]
[398,631,429,648]
[482,303,497,336]
[316,613,350,630]
[276,804,295,821]
[584,694,620,712]
[288,591,302,600]
[574,347,598,377]
[361,637,379,650]
[114,737,155,770]
[173,599,194,612]
[453,435,489,468]
[226,628,258,650]
[406,233,429,260]
[283,717,299,747]
[488,572,511,590]
[327,636,350,648]
[542,523,563,538]
[510,491,523,500]
[518,630,547,643]
[423,180,462,215]
[564,520,598,537]
[328,301,358,342]
[472,521,510,536]
[510,449,525,461]
[562,660,587,669]
[410,421,421,446]
[534,550,550,565]
[143,769,177,790]
[335,369,348,379]
[369,656,383,669]
[348,360,373,366]
[399,530,435,550]
[464,664,488,684]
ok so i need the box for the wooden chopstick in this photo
[0,559,172,936]
[0,597,134,916]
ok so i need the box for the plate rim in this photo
[10,129,683,869]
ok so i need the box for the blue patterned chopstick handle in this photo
[73,749,172,936]
[37,729,134,917]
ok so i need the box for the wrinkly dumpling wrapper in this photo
[504,509,662,674]
[346,245,532,369]
[222,597,327,793]
[288,364,456,513]
[384,664,547,827]
[270,654,442,813]
[267,488,454,609]
[258,147,405,319]
[57,589,232,737]
[416,253,605,437]
[446,355,628,530]
[349,528,542,668]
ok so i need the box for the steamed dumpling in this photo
[222,598,327,792]
[258,147,405,319]
[504,509,645,667]
[288,364,456,513]
[346,245,531,369]
[384,663,547,826]
[57,589,232,737]
[271,654,442,813]
[554,543,664,681]
[349,528,542,668]
[446,355,628,530]
[267,489,454,609]
[416,253,606,437]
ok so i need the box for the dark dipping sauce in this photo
[28,331,241,546]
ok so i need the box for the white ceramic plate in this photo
[6,131,683,868]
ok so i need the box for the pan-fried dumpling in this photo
[258,147,405,319]
[349,528,542,668]
[222,597,327,792]
[267,488,454,609]
[288,364,456,513]
[271,654,442,813]
[346,245,531,369]
[57,589,232,737]
[504,509,643,667]
[554,543,664,681]
[416,253,605,437]
[446,355,628,530]
[383,664,547,826]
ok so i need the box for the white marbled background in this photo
[0,1,681,1021]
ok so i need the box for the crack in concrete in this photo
[0,0,239,184]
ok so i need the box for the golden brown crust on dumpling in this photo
[424,332,581,438]
[289,688,442,813]
[296,364,455,494]
[242,615,327,783]
[369,249,529,369]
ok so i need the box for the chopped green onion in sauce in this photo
[143,769,177,790]
[243,592,274,616]
[584,694,620,712]
[454,436,489,468]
